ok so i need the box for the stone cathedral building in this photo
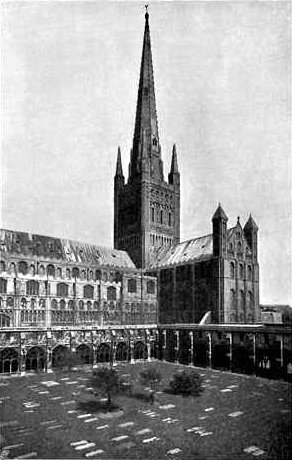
[0,11,261,374]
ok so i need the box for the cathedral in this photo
[0,11,261,374]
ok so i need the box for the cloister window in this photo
[107,286,116,301]
[47,264,55,277]
[168,212,172,226]
[26,280,39,296]
[239,264,244,279]
[56,283,68,297]
[95,270,102,280]
[84,284,94,299]
[0,278,7,294]
[0,261,6,273]
[128,279,137,293]
[247,265,252,281]
[160,210,163,224]
[230,262,235,278]
[151,207,155,222]
[18,261,28,275]
[147,280,155,294]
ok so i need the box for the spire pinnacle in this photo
[115,146,124,177]
[129,7,162,181]
[212,203,228,221]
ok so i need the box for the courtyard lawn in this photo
[0,362,291,459]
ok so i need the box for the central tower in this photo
[114,11,180,268]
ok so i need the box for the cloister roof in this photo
[0,229,135,269]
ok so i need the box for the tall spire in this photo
[115,146,124,177]
[130,9,163,181]
[168,144,180,185]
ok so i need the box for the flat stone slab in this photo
[46,424,63,430]
[40,420,57,426]
[70,440,88,447]
[228,411,243,418]
[119,421,134,428]
[205,407,215,412]
[167,448,182,455]
[61,400,76,406]
[243,446,264,455]
[111,435,129,442]
[14,452,37,459]
[135,428,152,435]
[84,418,98,423]
[66,381,78,385]
[60,377,70,381]
[3,443,24,450]
[159,404,175,410]
[98,410,123,419]
[187,426,203,433]
[38,391,49,395]
[142,437,160,443]
[220,389,232,393]
[116,441,136,450]
[77,414,93,419]
[75,443,96,451]
[41,381,60,387]
[96,424,109,430]
[50,396,62,401]
[85,449,105,457]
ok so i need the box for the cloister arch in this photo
[133,341,147,360]
[116,342,128,361]
[96,343,111,363]
[25,346,46,371]
[52,345,70,368]
[0,348,19,373]
[76,344,93,365]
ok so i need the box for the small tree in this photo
[140,367,162,404]
[169,370,204,397]
[89,367,120,409]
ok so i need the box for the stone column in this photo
[280,334,284,369]
[252,333,256,374]
[207,332,212,368]
[175,330,179,364]
[162,329,167,361]
[228,332,233,371]
[189,331,194,366]
[146,330,151,362]
[19,334,26,375]
[46,330,53,373]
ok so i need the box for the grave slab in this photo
[85,449,105,457]
[75,443,95,451]
[167,448,182,454]
[228,411,243,418]
[119,421,134,428]
[14,453,37,459]
[111,435,128,442]
[70,441,88,447]
[96,424,109,430]
[142,437,160,443]
[135,428,152,435]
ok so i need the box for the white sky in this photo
[1,0,291,305]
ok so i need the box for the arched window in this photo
[26,280,39,296]
[29,265,35,276]
[66,268,71,279]
[86,301,92,310]
[160,209,163,224]
[240,290,245,314]
[230,262,235,278]
[0,278,7,294]
[56,283,68,297]
[81,270,86,280]
[0,261,6,273]
[60,299,66,310]
[72,267,79,279]
[9,262,16,274]
[57,268,62,278]
[230,289,236,310]
[248,291,253,309]
[237,241,242,252]
[96,270,102,281]
[47,264,55,277]
[79,300,84,310]
[239,264,244,279]
[89,270,94,280]
[18,261,28,275]
[168,212,172,226]
[21,298,27,309]
[247,265,252,281]
[147,280,155,294]
[128,279,137,293]
[151,207,155,222]
[39,265,45,276]
[107,286,116,301]
[84,285,94,299]
[7,297,14,307]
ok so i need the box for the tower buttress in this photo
[212,203,228,258]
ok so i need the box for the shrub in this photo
[140,367,162,404]
[169,370,204,397]
[89,366,121,409]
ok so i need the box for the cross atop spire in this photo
[130,9,163,181]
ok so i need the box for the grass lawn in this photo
[0,361,291,459]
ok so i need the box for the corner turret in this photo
[212,203,228,257]
[244,214,258,262]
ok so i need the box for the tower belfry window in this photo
[153,137,157,146]
[160,210,163,224]
[151,207,155,222]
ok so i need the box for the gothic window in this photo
[240,290,245,312]
[81,270,86,280]
[60,299,66,310]
[160,209,163,224]
[147,280,155,294]
[72,267,79,278]
[79,300,84,310]
[21,298,27,309]
[57,268,62,278]
[0,261,5,273]
[87,301,92,310]
[26,280,39,296]
[56,283,68,297]
[153,137,158,146]
[230,289,236,310]
[230,262,235,278]
[47,264,55,277]
[168,212,172,226]
[107,286,116,301]
[39,265,45,276]
[89,270,94,280]
[151,207,155,222]
[29,265,35,276]
[66,268,71,279]
[84,284,94,299]
[0,278,7,294]
[9,262,16,274]
[128,279,137,293]
[96,269,102,281]
[237,241,242,253]
[239,264,244,279]
[18,261,28,275]
[247,265,252,281]
[51,299,58,309]
[248,291,253,309]
[7,297,14,307]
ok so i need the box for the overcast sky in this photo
[1,0,291,305]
